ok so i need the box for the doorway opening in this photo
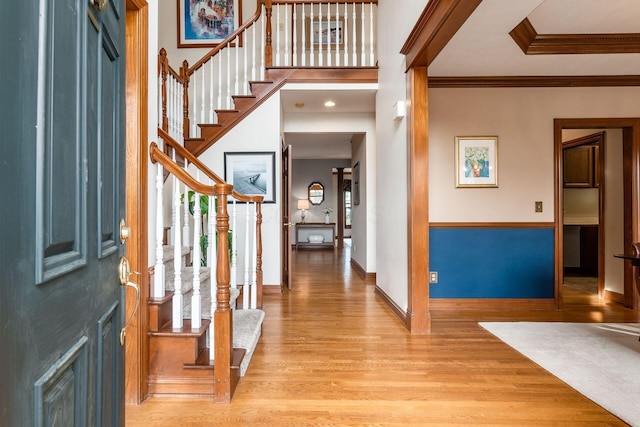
[555,118,640,311]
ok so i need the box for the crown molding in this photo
[428,75,640,88]
[510,18,640,55]
[400,0,482,70]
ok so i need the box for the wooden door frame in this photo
[125,0,149,404]
[554,118,640,311]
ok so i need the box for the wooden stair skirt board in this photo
[147,300,264,396]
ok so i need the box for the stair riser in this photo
[147,376,214,397]
[149,334,207,375]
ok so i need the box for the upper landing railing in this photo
[159,0,378,143]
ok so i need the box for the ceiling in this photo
[283,0,640,159]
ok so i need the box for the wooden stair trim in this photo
[149,318,211,337]
[184,348,246,370]
[186,67,378,157]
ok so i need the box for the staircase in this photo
[148,0,378,403]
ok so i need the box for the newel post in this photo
[264,0,273,67]
[213,183,234,403]
[159,48,169,132]
[180,60,191,139]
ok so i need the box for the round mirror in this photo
[308,182,324,205]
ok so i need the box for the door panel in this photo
[0,0,126,425]
[282,144,292,290]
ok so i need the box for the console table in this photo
[295,223,335,249]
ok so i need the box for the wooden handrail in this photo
[158,128,264,204]
[150,142,219,196]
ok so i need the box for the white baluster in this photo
[292,4,297,66]
[275,5,281,66]
[226,39,231,109]
[310,5,314,66]
[191,172,202,330]
[157,73,162,127]
[369,3,374,66]
[209,60,214,123]
[154,162,165,299]
[230,200,237,290]
[250,202,258,309]
[285,5,290,66]
[178,82,184,144]
[201,69,206,124]
[343,3,348,66]
[172,171,183,329]
[170,78,176,138]
[234,38,239,97]
[243,27,249,95]
[352,2,357,66]
[243,202,250,309]
[301,4,306,66]
[318,4,323,66]
[326,3,331,67]
[217,55,222,112]
[182,161,190,247]
[251,22,257,82]
[335,3,340,66]
[361,3,365,66]
[191,71,198,136]
[260,13,266,80]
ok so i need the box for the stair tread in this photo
[183,287,241,319]
[163,245,190,262]
[232,94,256,99]
[215,109,240,113]
[150,318,211,337]
[232,309,265,349]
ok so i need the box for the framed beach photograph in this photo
[455,136,498,188]
[306,18,344,47]
[224,152,276,203]
[178,0,241,48]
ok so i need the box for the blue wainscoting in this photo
[429,227,555,299]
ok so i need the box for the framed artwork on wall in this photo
[455,136,498,188]
[178,0,241,48]
[224,152,276,203]
[305,18,344,48]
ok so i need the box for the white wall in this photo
[197,93,282,286]
[603,129,624,294]
[158,0,258,69]
[428,87,640,223]
[283,109,377,272]
[374,0,427,310]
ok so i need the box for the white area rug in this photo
[479,322,640,426]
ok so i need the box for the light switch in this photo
[535,201,543,213]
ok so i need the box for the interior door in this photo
[0,0,127,425]
[282,144,293,290]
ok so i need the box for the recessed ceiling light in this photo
[295,102,305,108]
[324,101,336,107]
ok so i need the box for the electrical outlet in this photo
[535,201,543,213]
[429,271,438,283]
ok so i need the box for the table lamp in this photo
[297,199,310,223]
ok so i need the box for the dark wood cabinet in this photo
[564,146,593,187]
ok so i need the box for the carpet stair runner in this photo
[159,245,264,378]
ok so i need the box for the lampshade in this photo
[297,199,310,210]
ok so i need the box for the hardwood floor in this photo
[126,246,639,426]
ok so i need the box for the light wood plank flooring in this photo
[126,246,639,426]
